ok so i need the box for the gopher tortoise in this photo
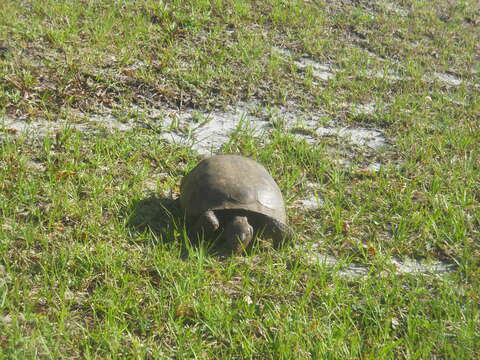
[179,155,293,253]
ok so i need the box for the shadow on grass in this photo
[125,196,230,258]
[127,196,183,239]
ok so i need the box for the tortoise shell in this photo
[180,155,288,229]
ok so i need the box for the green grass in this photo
[1,0,479,358]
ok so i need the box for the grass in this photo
[1,0,479,358]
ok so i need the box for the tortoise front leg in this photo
[261,218,295,249]
[192,210,220,237]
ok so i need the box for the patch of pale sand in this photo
[352,102,377,116]
[157,107,269,155]
[430,72,462,86]
[293,182,325,210]
[293,194,324,210]
[272,47,335,81]
[274,46,471,89]
[362,69,404,81]
[314,127,387,150]
[380,2,409,16]
[295,58,335,81]
[296,243,455,278]
[1,116,134,136]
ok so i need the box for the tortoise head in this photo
[223,215,254,253]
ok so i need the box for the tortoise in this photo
[179,155,293,253]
